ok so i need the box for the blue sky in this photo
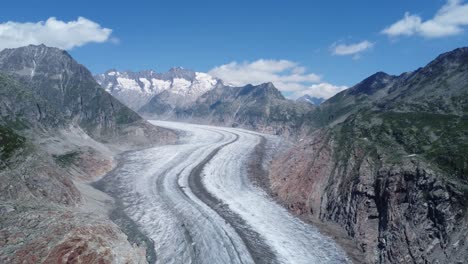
[1,0,467,98]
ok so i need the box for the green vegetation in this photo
[333,111,468,181]
[4,119,29,131]
[379,112,467,179]
[53,151,80,167]
[0,125,26,161]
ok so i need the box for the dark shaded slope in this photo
[0,45,146,140]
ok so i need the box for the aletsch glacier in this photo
[97,121,350,264]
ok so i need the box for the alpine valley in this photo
[96,47,468,263]
[1,44,467,264]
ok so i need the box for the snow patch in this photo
[171,78,192,94]
[139,78,152,93]
[151,78,171,92]
[116,77,141,91]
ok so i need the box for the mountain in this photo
[141,82,315,135]
[95,67,221,111]
[296,94,325,105]
[0,45,175,263]
[0,44,173,144]
[311,48,468,127]
[269,47,468,263]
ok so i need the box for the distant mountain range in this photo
[96,69,318,135]
[296,94,325,105]
[94,68,222,111]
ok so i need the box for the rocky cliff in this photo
[269,47,468,263]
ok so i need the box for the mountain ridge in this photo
[140,81,314,136]
[269,46,468,263]
[95,67,222,111]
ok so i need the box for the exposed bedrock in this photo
[270,129,468,263]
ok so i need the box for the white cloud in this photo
[331,40,374,56]
[291,83,348,99]
[382,0,468,38]
[0,17,112,50]
[208,59,347,99]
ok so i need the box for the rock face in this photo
[0,203,148,264]
[141,82,314,136]
[0,45,177,263]
[95,67,221,111]
[269,47,468,263]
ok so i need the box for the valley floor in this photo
[97,121,350,264]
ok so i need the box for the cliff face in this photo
[269,48,468,263]
[271,121,467,263]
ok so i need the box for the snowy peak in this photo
[296,95,325,105]
[94,68,222,111]
[164,67,195,80]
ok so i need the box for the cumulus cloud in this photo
[0,17,113,50]
[208,59,347,99]
[290,83,348,99]
[382,0,468,38]
[331,40,374,56]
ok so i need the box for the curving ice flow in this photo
[100,120,350,264]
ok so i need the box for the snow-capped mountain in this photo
[296,94,325,105]
[94,67,221,111]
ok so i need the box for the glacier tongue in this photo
[97,121,350,264]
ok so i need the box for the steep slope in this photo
[141,82,314,135]
[95,67,221,111]
[0,45,176,263]
[310,48,468,127]
[269,47,468,263]
[0,45,170,144]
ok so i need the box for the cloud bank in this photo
[290,83,348,99]
[208,59,347,99]
[382,0,468,38]
[0,17,112,50]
